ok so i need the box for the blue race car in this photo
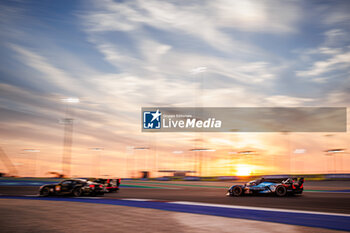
[226,177,304,197]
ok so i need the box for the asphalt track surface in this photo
[1,180,350,214]
[2,199,348,233]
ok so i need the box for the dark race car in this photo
[39,179,104,197]
[93,178,120,193]
[227,177,304,197]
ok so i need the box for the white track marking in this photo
[304,191,350,194]
[121,198,155,201]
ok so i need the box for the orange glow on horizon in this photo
[235,164,252,176]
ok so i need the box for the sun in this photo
[235,164,252,176]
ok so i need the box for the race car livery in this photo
[227,177,304,197]
[39,179,104,197]
[93,178,120,193]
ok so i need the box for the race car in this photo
[39,179,104,197]
[93,178,120,193]
[226,177,304,197]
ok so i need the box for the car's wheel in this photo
[293,191,303,195]
[41,187,50,197]
[232,186,243,196]
[73,187,82,197]
[275,185,287,197]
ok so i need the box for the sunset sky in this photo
[0,0,349,177]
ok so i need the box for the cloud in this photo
[295,28,350,80]
[296,51,350,77]
[325,12,350,25]
[8,44,88,95]
[324,29,348,46]
[211,0,301,33]
[322,2,350,26]
[265,95,314,107]
[82,0,301,55]
[85,0,301,34]
[1,0,350,176]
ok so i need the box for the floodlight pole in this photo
[325,149,346,174]
[190,67,207,177]
[190,148,215,177]
[89,148,103,177]
[132,147,150,178]
[23,149,40,177]
[61,98,79,177]
[62,117,73,177]
[282,131,292,175]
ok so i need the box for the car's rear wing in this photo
[263,178,286,183]
[91,178,121,187]
[263,177,304,184]
[298,177,304,185]
[106,178,121,187]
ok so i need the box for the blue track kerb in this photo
[1,196,350,232]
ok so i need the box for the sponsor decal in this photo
[142,107,346,132]
[143,110,161,129]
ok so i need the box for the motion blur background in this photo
[0,0,349,178]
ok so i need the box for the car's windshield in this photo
[246,178,265,186]
[247,179,257,186]
[60,180,72,185]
